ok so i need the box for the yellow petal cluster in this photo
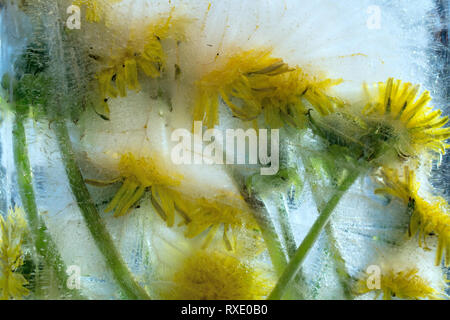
[356,267,441,300]
[194,49,342,128]
[167,251,271,300]
[96,13,185,115]
[92,153,256,250]
[175,193,257,250]
[363,78,450,158]
[102,152,182,217]
[0,207,29,300]
[376,167,450,266]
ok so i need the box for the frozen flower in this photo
[0,207,29,300]
[176,193,257,251]
[376,167,450,266]
[356,267,442,300]
[362,78,450,160]
[165,250,272,300]
[87,153,183,218]
[88,154,255,250]
[95,13,187,116]
[193,49,342,129]
[310,78,450,168]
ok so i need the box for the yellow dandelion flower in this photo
[86,153,183,218]
[95,13,186,116]
[313,78,450,165]
[151,190,258,250]
[356,267,441,300]
[166,251,272,300]
[363,78,450,158]
[0,207,29,300]
[376,167,450,266]
[176,193,258,251]
[193,49,342,129]
[87,153,256,249]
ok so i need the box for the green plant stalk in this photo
[299,152,354,299]
[12,113,85,299]
[276,135,299,260]
[268,169,360,300]
[324,223,354,299]
[276,195,297,258]
[241,188,288,276]
[225,166,288,275]
[275,194,308,299]
[227,167,309,299]
[51,119,150,300]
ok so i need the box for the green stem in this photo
[51,119,150,300]
[226,167,288,276]
[299,151,354,299]
[275,194,308,299]
[12,113,85,299]
[324,223,354,299]
[268,169,360,300]
[276,195,297,259]
[242,188,288,276]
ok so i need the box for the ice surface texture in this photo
[0,0,449,300]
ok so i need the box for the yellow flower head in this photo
[194,49,342,129]
[98,153,183,218]
[363,78,450,159]
[356,267,441,300]
[166,251,272,300]
[376,167,450,266]
[0,207,29,300]
[89,154,255,250]
[176,193,258,251]
[95,12,186,116]
[118,153,182,187]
